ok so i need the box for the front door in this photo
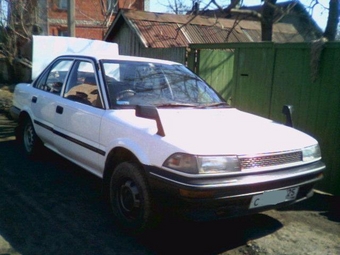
[53,60,105,176]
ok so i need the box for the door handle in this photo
[31,96,37,103]
[56,105,64,114]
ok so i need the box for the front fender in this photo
[104,137,152,166]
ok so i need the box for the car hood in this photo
[154,108,317,155]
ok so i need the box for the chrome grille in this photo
[239,151,303,170]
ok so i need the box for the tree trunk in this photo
[323,0,339,41]
[261,0,277,41]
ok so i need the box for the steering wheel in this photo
[116,89,136,100]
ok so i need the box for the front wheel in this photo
[110,162,157,233]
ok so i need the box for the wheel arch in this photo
[18,110,31,123]
[16,110,32,139]
[103,147,146,194]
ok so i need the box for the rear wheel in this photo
[19,117,43,158]
[110,162,156,233]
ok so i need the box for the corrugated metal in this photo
[198,49,234,103]
[200,1,323,41]
[240,28,304,43]
[241,29,261,42]
[181,24,250,43]
[140,47,186,64]
[269,44,340,195]
[272,31,304,43]
[105,9,305,48]
[233,46,275,118]
[195,42,340,195]
[133,21,188,48]
[108,21,186,63]
[113,22,143,56]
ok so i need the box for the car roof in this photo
[57,54,180,66]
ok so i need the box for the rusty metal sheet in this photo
[109,9,307,47]
[133,21,189,48]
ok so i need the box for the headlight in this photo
[197,156,241,174]
[163,153,241,174]
[302,144,321,162]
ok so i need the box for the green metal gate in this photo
[188,42,340,195]
[232,44,275,118]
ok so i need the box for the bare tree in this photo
[0,0,113,83]
[163,0,277,41]
[323,0,339,41]
[163,0,339,42]
[0,0,38,82]
[261,0,277,41]
[158,0,192,14]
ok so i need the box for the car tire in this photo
[109,162,157,234]
[19,117,43,158]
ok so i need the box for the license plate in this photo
[249,187,299,209]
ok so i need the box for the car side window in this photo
[34,60,73,95]
[63,61,103,108]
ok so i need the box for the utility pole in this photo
[67,0,75,37]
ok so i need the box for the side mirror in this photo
[282,105,293,127]
[135,105,165,137]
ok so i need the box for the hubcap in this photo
[119,180,140,219]
[24,123,34,153]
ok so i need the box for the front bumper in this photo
[145,161,325,220]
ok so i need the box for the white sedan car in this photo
[10,53,325,233]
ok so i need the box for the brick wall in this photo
[48,0,144,40]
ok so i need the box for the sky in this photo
[0,0,330,30]
[148,0,330,30]
[0,0,7,24]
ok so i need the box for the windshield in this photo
[101,60,226,108]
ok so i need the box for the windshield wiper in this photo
[203,102,230,108]
[156,103,197,108]
[156,102,230,108]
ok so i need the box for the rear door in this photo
[53,59,105,176]
[31,59,74,148]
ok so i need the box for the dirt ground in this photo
[0,85,339,255]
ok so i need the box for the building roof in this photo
[104,9,305,48]
[200,1,322,41]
